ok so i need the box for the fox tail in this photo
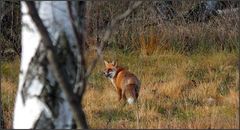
[124,84,139,104]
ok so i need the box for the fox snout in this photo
[103,70,110,78]
[103,68,117,78]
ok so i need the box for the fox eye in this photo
[108,69,112,72]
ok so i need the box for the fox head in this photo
[103,60,118,79]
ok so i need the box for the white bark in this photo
[13,2,77,129]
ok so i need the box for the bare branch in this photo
[67,1,87,101]
[85,1,143,78]
[67,2,85,48]
[25,2,88,129]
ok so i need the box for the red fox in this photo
[103,60,140,104]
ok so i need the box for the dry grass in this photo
[84,49,239,129]
[139,29,158,56]
[1,79,17,129]
[1,57,19,128]
[1,49,239,129]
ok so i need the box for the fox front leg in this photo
[117,89,122,101]
[121,89,127,101]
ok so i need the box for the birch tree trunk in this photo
[13,1,87,129]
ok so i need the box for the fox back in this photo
[103,60,140,104]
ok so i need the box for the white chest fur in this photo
[110,78,117,90]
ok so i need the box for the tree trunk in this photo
[13,1,87,129]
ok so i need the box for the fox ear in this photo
[104,60,108,66]
[112,61,117,67]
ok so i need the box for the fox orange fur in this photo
[103,60,141,104]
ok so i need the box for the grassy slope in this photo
[1,49,239,129]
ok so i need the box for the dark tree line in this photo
[0,1,239,61]
[153,0,239,22]
[0,1,21,60]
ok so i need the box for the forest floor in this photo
[1,48,239,128]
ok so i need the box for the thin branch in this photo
[85,1,143,78]
[25,2,88,129]
[67,2,85,48]
[67,1,87,101]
